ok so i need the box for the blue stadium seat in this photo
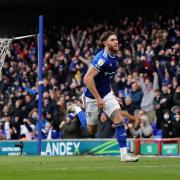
[151,122,162,138]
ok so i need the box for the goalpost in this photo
[0,15,43,155]
[38,15,43,155]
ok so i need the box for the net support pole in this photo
[38,15,43,155]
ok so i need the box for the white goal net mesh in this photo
[0,38,12,70]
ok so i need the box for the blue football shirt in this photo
[84,49,119,99]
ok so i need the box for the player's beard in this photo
[108,45,119,54]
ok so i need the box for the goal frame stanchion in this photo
[38,15,43,155]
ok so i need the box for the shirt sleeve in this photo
[91,57,106,72]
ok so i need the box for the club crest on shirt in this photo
[97,58,105,66]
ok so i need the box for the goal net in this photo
[0,35,37,79]
[0,38,12,70]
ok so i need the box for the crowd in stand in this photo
[0,11,180,140]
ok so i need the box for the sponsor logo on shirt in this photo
[97,58,105,66]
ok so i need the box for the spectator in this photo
[161,109,174,138]
[128,115,153,138]
[60,113,83,139]
[153,89,164,129]
[95,112,114,138]
[171,106,180,137]
[1,105,11,118]
[161,83,173,109]
[140,72,159,123]
[123,96,136,115]
[173,86,180,106]
[129,82,142,110]
[0,121,6,140]
[45,121,61,139]
[3,115,12,140]
[20,118,36,140]
[11,116,21,139]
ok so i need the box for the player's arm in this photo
[83,66,105,109]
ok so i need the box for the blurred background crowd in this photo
[0,7,180,140]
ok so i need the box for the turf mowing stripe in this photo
[20,164,180,171]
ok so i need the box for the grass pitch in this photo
[0,156,180,180]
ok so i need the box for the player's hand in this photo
[115,96,123,105]
[96,97,105,110]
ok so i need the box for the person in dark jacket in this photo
[95,112,114,138]
[173,86,180,106]
[171,106,180,137]
[153,89,164,129]
[130,82,142,110]
[123,96,137,115]
[60,113,83,139]
[161,109,174,138]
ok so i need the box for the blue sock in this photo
[115,124,127,148]
[73,106,87,130]
[77,111,87,130]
